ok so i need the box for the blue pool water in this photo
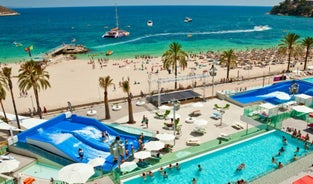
[123,131,311,184]
[230,80,313,105]
[20,162,61,180]
[303,77,313,83]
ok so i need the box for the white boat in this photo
[254,25,271,31]
[102,2,129,38]
[184,17,192,23]
[147,20,153,27]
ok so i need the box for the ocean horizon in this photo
[1,6,313,63]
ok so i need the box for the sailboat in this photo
[102,2,129,38]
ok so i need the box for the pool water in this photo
[303,77,313,83]
[123,131,311,184]
[21,162,61,180]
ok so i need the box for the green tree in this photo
[18,60,51,119]
[99,76,114,119]
[0,81,8,123]
[219,49,237,81]
[162,42,188,89]
[1,67,21,129]
[302,36,313,70]
[121,80,135,124]
[278,33,301,72]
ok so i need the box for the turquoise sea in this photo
[1,6,313,63]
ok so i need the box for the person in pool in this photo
[236,163,245,171]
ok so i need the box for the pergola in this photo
[148,72,210,107]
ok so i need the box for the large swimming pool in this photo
[123,131,311,184]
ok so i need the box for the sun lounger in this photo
[218,133,231,140]
[186,138,201,146]
[211,112,221,120]
[231,123,242,130]
[192,127,206,134]
[190,110,201,117]
[232,122,245,129]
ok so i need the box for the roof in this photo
[293,175,313,184]
[150,90,201,106]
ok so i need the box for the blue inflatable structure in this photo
[17,113,141,172]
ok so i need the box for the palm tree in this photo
[99,76,114,119]
[278,33,301,72]
[162,42,188,89]
[18,60,51,119]
[1,67,21,129]
[219,49,237,81]
[121,80,135,124]
[302,36,313,70]
[0,82,8,123]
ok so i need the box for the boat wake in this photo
[94,26,272,49]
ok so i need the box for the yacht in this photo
[102,1,129,38]
[184,17,192,23]
[147,20,153,27]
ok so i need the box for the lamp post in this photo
[209,63,217,97]
[171,99,180,145]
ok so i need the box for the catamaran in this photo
[102,2,129,38]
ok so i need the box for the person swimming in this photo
[236,163,245,171]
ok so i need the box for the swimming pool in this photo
[122,131,311,184]
[20,162,61,180]
[303,77,313,83]
[230,80,313,105]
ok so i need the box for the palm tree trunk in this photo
[127,96,135,124]
[9,88,21,129]
[287,49,292,72]
[226,62,230,81]
[174,60,178,89]
[0,100,8,123]
[33,88,42,119]
[104,91,110,119]
[304,48,309,71]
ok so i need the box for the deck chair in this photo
[163,110,171,120]
[211,112,221,120]
[192,127,206,134]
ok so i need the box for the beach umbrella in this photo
[158,105,171,111]
[0,159,20,173]
[194,119,208,127]
[120,161,138,172]
[192,102,204,107]
[87,157,106,167]
[144,141,165,151]
[156,133,175,142]
[168,113,181,119]
[134,151,151,160]
[58,163,95,184]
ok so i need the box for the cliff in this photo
[270,0,313,17]
[0,5,19,16]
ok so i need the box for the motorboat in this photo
[187,34,193,38]
[184,17,192,23]
[102,1,129,38]
[254,25,271,31]
[106,50,113,56]
[147,20,153,27]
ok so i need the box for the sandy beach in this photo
[1,48,309,115]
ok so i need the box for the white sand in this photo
[1,54,305,114]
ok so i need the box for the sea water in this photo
[1,6,313,62]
